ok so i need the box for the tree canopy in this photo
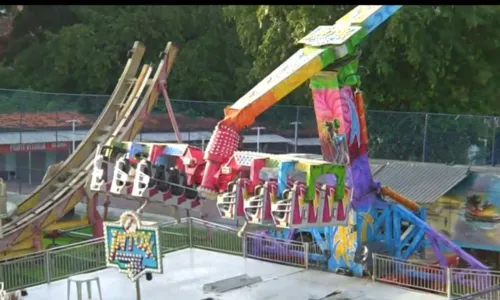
[0,5,500,162]
[225,5,500,115]
[0,5,499,164]
[0,5,252,113]
[1,5,500,115]
[0,5,499,116]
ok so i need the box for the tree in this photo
[224,5,355,106]
[225,5,500,163]
[362,5,500,115]
[1,5,79,64]
[0,5,252,114]
[225,5,500,115]
[1,5,500,165]
[362,6,500,163]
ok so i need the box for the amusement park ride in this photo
[0,4,492,289]
[86,4,488,278]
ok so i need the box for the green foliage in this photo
[224,5,355,106]
[224,5,500,163]
[363,5,500,115]
[3,5,500,115]
[2,6,79,64]
[0,5,251,113]
[225,5,500,115]
[1,5,500,164]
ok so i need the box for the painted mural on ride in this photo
[426,173,500,251]
[310,69,379,275]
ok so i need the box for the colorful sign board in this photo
[0,142,71,153]
[104,211,163,281]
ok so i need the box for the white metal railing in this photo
[3,219,497,298]
[450,267,500,299]
[372,253,448,295]
[244,233,309,268]
[372,253,500,299]
[452,284,500,300]
[0,217,311,292]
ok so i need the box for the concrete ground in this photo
[26,248,445,300]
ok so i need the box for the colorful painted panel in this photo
[104,211,163,281]
[336,5,402,34]
[277,161,295,196]
[298,25,362,47]
[299,5,402,48]
[426,173,500,250]
[310,73,367,162]
[328,209,372,277]
[311,72,377,210]
[231,47,328,111]
[293,161,345,201]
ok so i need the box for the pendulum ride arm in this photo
[310,60,364,164]
[198,46,334,197]
[198,5,403,197]
[157,43,182,143]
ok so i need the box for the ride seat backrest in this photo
[254,185,264,195]
[259,167,278,181]
[167,168,186,196]
[226,181,237,193]
[102,161,109,182]
[184,171,198,200]
[153,164,169,192]
[117,157,130,185]
[282,189,292,200]
[164,155,178,170]
[139,161,157,189]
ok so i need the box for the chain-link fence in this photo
[0,88,499,171]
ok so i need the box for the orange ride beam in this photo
[222,47,333,131]
[380,186,420,212]
[199,47,335,195]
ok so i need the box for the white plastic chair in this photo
[67,275,103,300]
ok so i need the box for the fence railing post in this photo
[422,113,429,162]
[0,263,3,285]
[304,242,309,269]
[492,116,497,166]
[242,233,247,258]
[97,242,103,266]
[45,250,51,284]
[372,253,377,281]
[187,217,193,248]
[447,267,452,299]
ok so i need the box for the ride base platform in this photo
[25,248,445,300]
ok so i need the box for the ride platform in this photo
[25,248,445,300]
